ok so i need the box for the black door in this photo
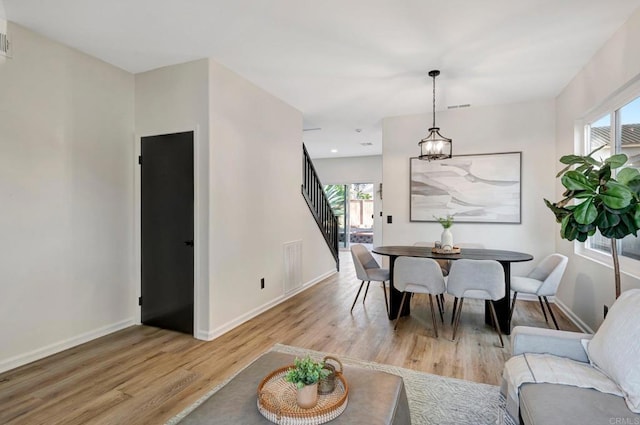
[141,131,194,334]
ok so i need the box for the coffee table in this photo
[178,351,411,425]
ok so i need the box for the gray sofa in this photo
[502,326,640,424]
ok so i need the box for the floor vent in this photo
[283,240,302,294]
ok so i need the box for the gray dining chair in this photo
[350,244,389,315]
[414,241,447,314]
[414,241,486,321]
[447,259,505,347]
[448,243,485,324]
[393,256,446,337]
[509,253,568,330]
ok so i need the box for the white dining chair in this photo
[509,253,568,330]
[350,244,389,315]
[393,256,446,337]
[447,259,505,347]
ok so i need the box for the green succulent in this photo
[284,356,329,389]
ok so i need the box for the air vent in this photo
[0,31,11,58]
[360,142,373,146]
[447,104,471,109]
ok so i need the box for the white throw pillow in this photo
[587,289,640,413]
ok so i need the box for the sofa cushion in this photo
[519,383,640,425]
[587,288,640,413]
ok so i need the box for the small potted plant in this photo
[435,214,454,249]
[284,355,330,409]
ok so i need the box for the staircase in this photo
[301,144,339,270]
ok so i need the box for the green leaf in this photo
[559,154,586,165]
[605,154,628,169]
[573,198,598,224]
[565,221,580,241]
[603,203,634,214]
[561,171,596,191]
[560,215,581,241]
[598,164,611,183]
[574,191,594,199]
[620,213,639,235]
[584,157,601,166]
[577,223,596,233]
[602,224,632,239]
[599,181,633,209]
[544,199,570,221]
[596,210,620,228]
[560,215,571,239]
[635,204,640,228]
[575,164,593,174]
[628,177,640,195]
[617,168,640,185]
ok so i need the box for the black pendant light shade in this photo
[418,70,452,161]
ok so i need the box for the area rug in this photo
[166,343,516,425]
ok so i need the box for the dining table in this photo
[372,245,533,335]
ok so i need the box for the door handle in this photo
[184,240,194,247]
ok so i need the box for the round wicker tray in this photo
[257,366,349,425]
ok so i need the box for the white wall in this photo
[555,8,640,331]
[134,59,211,338]
[1,41,337,370]
[382,100,557,277]
[208,60,336,336]
[0,23,135,372]
[310,155,383,248]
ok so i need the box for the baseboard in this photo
[553,297,594,334]
[0,318,135,374]
[200,269,337,341]
[512,293,593,333]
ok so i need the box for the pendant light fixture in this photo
[418,70,452,161]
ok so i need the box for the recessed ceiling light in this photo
[330,149,338,153]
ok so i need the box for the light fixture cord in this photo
[432,73,436,128]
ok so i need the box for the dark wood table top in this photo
[372,246,533,263]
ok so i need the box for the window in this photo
[583,95,640,261]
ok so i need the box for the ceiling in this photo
[3,0,640,158]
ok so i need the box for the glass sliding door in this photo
[348,184,374,248]
[324,183,375,250]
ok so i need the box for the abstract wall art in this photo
[410,152,522,223]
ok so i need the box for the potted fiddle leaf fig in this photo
[544,146,640,299]
[284,355,329,409]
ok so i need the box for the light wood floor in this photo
[0,251,578,425]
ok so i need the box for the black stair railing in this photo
[301,144,339,270]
